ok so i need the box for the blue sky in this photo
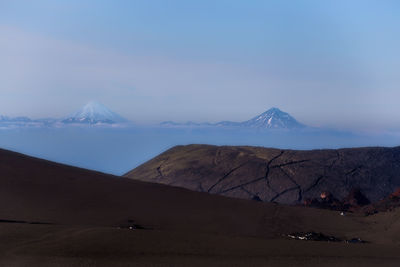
[0,0,399,131]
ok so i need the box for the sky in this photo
[0,0,399,131]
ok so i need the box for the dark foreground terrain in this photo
[1,148,400,266]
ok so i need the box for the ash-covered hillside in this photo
[125,145,400,205]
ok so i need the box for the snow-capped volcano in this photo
[241,108,304,129]
[63,101,127,124]
[161,107,305,129]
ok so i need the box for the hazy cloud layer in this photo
[1,1,400,132]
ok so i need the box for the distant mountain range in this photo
[0,115,32,122]
[161,107,305,129]
[0,105,306,129]
[0,102,129,127]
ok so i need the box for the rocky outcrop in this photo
[343,188,371,208]
[303,188,370,211]
[125,145,400,205]
[286,232,367,243]
[363,188,400,214]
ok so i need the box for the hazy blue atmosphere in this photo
[1,0,400,131]
[1,1,400,175]
[0,126,398,175]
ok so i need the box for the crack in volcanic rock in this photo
[304,175,325,194]
[219,176,266,194]
[126,145,400,205]
[156,165,164,179]
[212,149,343,203]
[344,165,363,187]
[218,151,310,201]
[264,151,285,193]
[218,151,285,195]
[239,186,262,201]
[304,152,340,194]
[207,161,250,193]
[263,151,311,202]
[270,186,300,202]
[276,166,303,202]
[270,159,310,169]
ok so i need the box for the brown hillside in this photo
[0,148,362,238]
[1,148,400,266]
[125,144,400,205]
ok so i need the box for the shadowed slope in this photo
[125,145,400,204]
[0,148,364,238]
[2,148,400,266]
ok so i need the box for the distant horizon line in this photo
[1,101,293,122]
[1,101,399,134]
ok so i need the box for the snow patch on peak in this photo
[160,107,305,129]
[242,108,304,129]
[63,101,127,124]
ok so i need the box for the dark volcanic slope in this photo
[0,148,363,238]
[2,148,400,266]
[125,145,400,204]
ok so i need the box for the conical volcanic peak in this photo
[161,107,305,129]
[241,107,304,129]
[63,101,127,124]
